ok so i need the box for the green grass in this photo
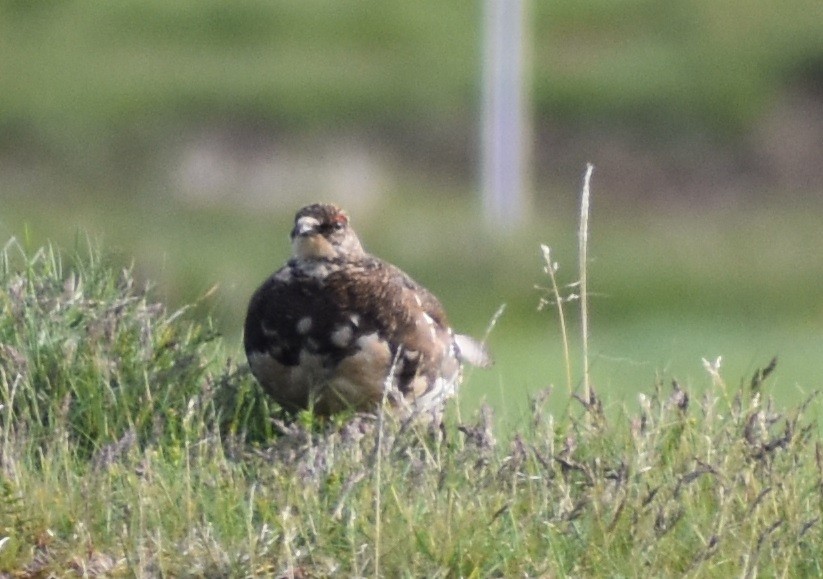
[1,0,821,165]
[0,238,821,575]
[2,187,822,424]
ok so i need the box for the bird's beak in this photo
[291,217,319,239]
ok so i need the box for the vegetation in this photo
[2,1,821,162]
[2,2,821,423]
[0,237,820,575]
[3,190,823,422]
[2,5,821,570]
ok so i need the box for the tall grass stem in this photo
[540,245,573,395]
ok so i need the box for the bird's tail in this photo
[454,334,493,368]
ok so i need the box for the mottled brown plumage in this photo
[244,203,491,418]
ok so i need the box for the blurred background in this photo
[2,1,822,423]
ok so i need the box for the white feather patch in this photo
[296,316,313,335]
[454,334,492,368]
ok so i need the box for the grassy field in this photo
[2,0,821,423]
[1,185,821,423]
[2,2,822,572]
[3,1,820,132]
[2,0,822,189]
[0,237,821,575]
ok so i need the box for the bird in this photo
[244,202,491,419]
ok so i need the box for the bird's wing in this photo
[326,259,448,342]
[321,258,459,389]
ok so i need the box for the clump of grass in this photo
[0,237,226,458]
[0,234,820,575]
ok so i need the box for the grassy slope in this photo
[2,0,821,153]
[0,238,822,575]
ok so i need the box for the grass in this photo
[2,187,823,424]
[1,0,821,170]
[0,219,822,574]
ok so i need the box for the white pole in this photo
[481,0,529,228]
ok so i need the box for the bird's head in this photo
[290,203,365,261]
